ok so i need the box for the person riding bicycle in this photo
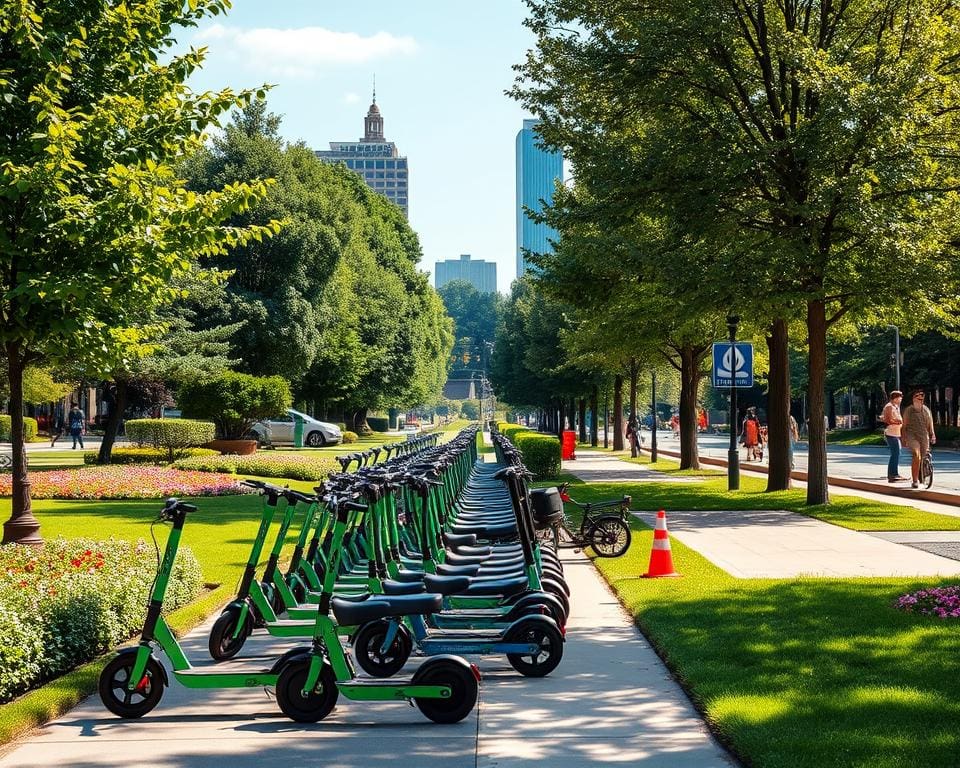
[902,389,936,488]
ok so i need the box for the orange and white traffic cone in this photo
[642,509,681,578]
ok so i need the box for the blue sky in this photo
[182,1,539,293]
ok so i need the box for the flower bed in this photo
[82,447,219,465]
[173,453,339,482]
[0,537,201,703]
[895,586,960,618]
[0,466,246,500]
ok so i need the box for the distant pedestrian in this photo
[670,413,680,439]
[881,391,905,482]
[788,414,799,470]
[67,403,85,450]
[625,416,640,458]
[50,411,64,448]
[741,408,761,461]
[901,390,936,488]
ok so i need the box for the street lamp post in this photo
[886,325,901,392]
[727,314,741,491]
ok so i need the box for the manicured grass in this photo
[827,427,885,446]
[560,478,960,768]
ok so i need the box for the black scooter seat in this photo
[382,579,426,595]
[394,569,426,583]
[436,562,481,577]
[450,523,517,539]
[331,593,442,625]
[443,532,477,547]
[452,545,493,557]
[463,575,528,597]
[423,573,471,595]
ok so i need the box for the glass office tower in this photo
[515,119,562,278]
[435,254,497,293]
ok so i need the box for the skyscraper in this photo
[316,91,409,217]
[435,254,497,293]
[516,118,562,278]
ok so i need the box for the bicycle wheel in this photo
[922,453,934,489]
[587,517,631,558]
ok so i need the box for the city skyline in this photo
[435,254,497,294]
[515,118,563,278]
[180,1,537,292]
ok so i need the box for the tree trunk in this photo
[827,389,836,430]
[352,408,369,432]
[613,374,624,451]
[557,399,566,438]
[678,345,701,470]
[2,344,42,545]
[98,379,129,465]
[765,318,791,491]
[590,385,599,447]
[578,398,587,442]
[806,300,829,505]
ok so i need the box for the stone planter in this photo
[206,439,258,456]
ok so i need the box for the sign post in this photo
[715,318,754,491]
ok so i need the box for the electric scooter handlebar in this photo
[161,498,197,519]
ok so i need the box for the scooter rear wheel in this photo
[99,653,164,718]
[412,658,479,724]
[276,658,339,723]
[505,620,564,677]
[208,607,250,661]
[352,620,412,677]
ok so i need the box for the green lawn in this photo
[560,478,960,768]
[827,427,886,446]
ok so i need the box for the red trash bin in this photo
[561,430,577,460]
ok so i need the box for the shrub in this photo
[174,452,339,482]
[0,415,38,442]
[501,423,533,443]
[178,372,291,440]
[0,466,246,499]
[125,418,216,462]
[342,431,359,444]
[514,432,561,480]
[83,446,219,466]
[0,537,201,703]
[366,416,389,433]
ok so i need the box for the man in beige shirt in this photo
[881,391,904,482]
[901,390,937,488]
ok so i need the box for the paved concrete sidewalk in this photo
[634,509,960,578]
[0,551,733,768]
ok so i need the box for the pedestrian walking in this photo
[670,413,680,439]
[741,408,761,461]
[901,390,936,488]
[67,403,85,450]
[788,414,799,470]
[49,411,64,448]
[625,416,640,458]
[881,391,905,482]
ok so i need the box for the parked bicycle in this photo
[532,483,632,558]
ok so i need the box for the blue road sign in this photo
[713,342,754,388]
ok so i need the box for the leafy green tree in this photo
[438,280,500,371]
[516,0,960,502]
[0,0,276,542]
[178,371,291,440]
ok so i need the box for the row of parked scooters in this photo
[98,426,570,725]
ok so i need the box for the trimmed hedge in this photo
[173,453,339,482]
[82,447,218,466]
[0,537,201,703]
[125,419,216,462]
[342,431,359,444]
[178,371,291,440]
[514,432,562,480]
[500,423,534,443]
[366,417,389,433]
[0,416,38,443]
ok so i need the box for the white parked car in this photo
[249,409,342,447]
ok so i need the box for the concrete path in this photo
[0,551,734,768]
[634,509,960,578]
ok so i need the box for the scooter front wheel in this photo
[412,658,479,724]
[208,607,251,661]
[99,652,164,718]
[276,658,339,723]
[352,620,412,677]
[505,619,564,677]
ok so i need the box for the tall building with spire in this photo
[316,88,409,217]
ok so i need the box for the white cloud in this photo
[196,24,418,78]
[342,92,360,104]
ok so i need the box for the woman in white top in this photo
[881,391,904,482]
